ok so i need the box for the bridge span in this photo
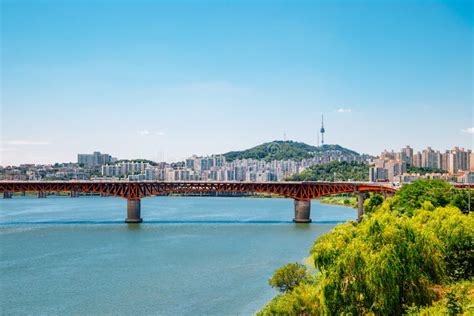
[0,181,399,223]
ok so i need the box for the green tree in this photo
[450,188,472,214]
[313,212,446,315]
[268,263,309,293]
[413,206,474,281]
[257,283,321,316]
[388,179,453,216]
[406,164,448,175]
[363,193,384,213]
[259,180,474,315]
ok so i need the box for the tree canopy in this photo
[223,141,360,162]
[258,180,474,315]
[406,164,448,175]
[286,161,369,181]
[269,263,308,293]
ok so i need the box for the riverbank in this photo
[318,196,357,208]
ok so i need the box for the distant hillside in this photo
[286,161,369,181]
[223,141,360,162]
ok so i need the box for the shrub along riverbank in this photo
[258,180,474,315]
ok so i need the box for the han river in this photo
[0,196,355,315]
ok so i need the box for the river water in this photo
[0,196,355,315]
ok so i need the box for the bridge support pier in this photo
[357,192,364,223]
[70,191,79,198]
[3,192,12,199]
[293,200,311,223]
[126,199,143,223]
[38,191,47,198]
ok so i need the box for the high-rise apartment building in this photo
[421,147,440,169]
[400,146,413,164]
[447,147,471,173]
[412,152,422,167]
[78,151,115,167]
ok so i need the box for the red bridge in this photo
[0,181,399,223]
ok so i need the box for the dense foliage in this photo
[406,164,448,175]
[286,161,369,181]
[223,141,359,162]
[258,180,474,315]
[363,193,384,213]
[382,179,469,216]
[269,263,308,293]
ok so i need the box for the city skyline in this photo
[2,143,472,185]
[1,142,471,166]
[1,1,473,165]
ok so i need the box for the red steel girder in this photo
[0,181,398,200]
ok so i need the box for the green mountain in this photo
[222,141,360,162]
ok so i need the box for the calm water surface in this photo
[0,196,356,315]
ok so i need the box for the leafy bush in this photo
[450,189,473,214]
[268,263,308,293]
[413,206,474,281]
[364,193,384,213]
[311,211,446,315]
[257,283,322,316]
[388,179,453,216]
[405,281,474,315]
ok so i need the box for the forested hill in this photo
[286,161,369,181]
[222,141,360,162]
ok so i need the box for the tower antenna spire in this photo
[320,114,325,145]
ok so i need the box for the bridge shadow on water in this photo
[0,220,346,225]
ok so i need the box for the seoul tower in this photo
[320,114,325,145]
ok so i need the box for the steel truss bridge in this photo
[0,181,470,223]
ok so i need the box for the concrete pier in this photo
[126,199,143,223]
[70,191,79,197]
[38,191,47,198]
[293,200,311,223]
[357,192,364,223]
[3,192,12,199]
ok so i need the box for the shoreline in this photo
[318,196,357,209]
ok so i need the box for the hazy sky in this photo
[1,0,473,165]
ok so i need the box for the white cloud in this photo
[139,130,165,136]
[4,140,51,145]
[461,127,474,134]
[336,108,352,113]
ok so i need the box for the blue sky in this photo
[1,0,472,165]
